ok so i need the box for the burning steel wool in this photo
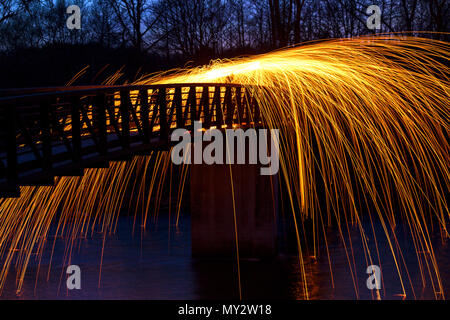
[0,35,449,299]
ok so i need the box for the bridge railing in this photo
[0,84,262,197]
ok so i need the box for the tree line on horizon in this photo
[0,0,448,87]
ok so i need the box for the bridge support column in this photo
[190,162,278,258]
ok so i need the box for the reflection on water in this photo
[1,213,448,300]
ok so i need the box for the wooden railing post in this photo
[242,88,251,124]
[201,86,210,128]
[225,86,233,127]
[189,86,197,131]
[174,87,183,128]
[158,87,168,141]
[5,105,18,186]
[71,96,82,163]
[236,86,242,125]
[93,93,107,155]
[40,99,52,171]
[213,86,223,127]
[120,90,130,150]
[140,89,150,144]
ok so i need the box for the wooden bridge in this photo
[0,84,263,198]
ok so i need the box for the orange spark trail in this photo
[139,35,449,299]
[0,35,448,299]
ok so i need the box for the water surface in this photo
[2,213,448,300]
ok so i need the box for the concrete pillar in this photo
[190,161,278,258]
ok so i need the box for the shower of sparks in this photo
[0,35,449,299]
[0,153,176,295]
[140,35,449,299]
